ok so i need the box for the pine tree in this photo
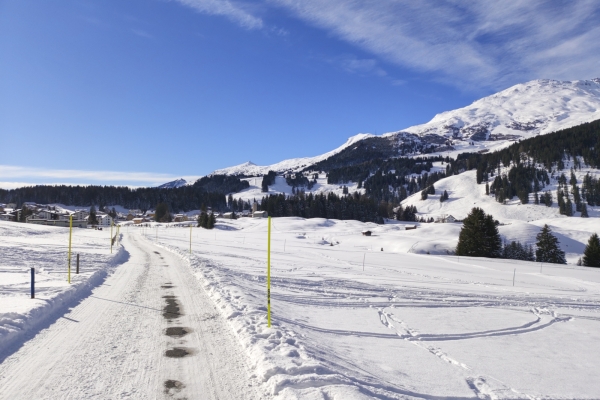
[421,189,428,200]
[89,205,98,225]
[197,205,208,228]
[456,208,502,258]
[582,233,600,268]
[207,212,216,229]
[155,203,171,222]
[485,182,489,195]
[581,203,589,218]
[535,225,566,264]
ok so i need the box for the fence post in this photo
[513,268,516,286]
[76,254,80,274]
[68,215,72,284]
[267,217,271,327]
[31,267,35,299]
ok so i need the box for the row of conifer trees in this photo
[455,207,600,267]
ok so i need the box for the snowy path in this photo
[0,233,257,400]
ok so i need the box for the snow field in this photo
[152,217,600,399]
[0,221,127,359]
[232,174,364,205]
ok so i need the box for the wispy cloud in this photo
[172,0,263,29]
[334,55,387,77]
[169,0,600,89]
[266,0,600,89]
[0,165,200,189]
[131,28,153,38]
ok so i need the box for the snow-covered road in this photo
[0,233,257,400]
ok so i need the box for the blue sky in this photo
[1,0,599,188]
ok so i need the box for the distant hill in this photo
[157,179,187,189]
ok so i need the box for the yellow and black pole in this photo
[267,216,271,327]
[68,215,73,284]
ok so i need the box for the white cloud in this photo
[172,0,263,29]
[267,0,600,89]
[131,28,153,38]
[335,55,387,77]
[168,0,600,89]
[0,165,196,189]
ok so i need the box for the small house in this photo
[173,214,188,222]
[446,215,457,223]
[405,225,417,230]
[252,211,268,218]
[362,230,372,236]
[222,212,237,219]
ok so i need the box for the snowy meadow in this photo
[150,217,600,399]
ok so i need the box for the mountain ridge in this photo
[212,78,600,176]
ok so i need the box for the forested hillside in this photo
[447,119,600,213]
[0,175,249,212]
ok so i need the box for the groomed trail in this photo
[0,233,258,400]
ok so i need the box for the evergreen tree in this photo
[535,225,566,264]
[543,191,553,207]
[581,203,589,218]
[155,202,171,222]
[582,233,600,268]
[18,205,33,222]
[485,182,489,195]
[207,212,216,229]
[565,197,573,216]
[456,208,502,258]
[502,240,535,261]
[421,189,428,200]
[197,205,208,228]
[89,205,98,225]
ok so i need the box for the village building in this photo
[252,211,268,218]
[173,214,188,222]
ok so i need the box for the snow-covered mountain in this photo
[395,78,600,145]
[212,78,600,175]
[211,134,373,176]
[157,178,187,189]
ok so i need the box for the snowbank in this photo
[0,222,129,360]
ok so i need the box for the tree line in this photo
[0,175,249,213]
[456,207,600,267]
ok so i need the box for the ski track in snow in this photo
[141,218,600,399]
[2,218,600,399]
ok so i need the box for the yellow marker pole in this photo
[110,219,113,254]
[189,223,192,254]
[68,215,73,284]
[267,216,271,327]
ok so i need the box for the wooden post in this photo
[76,254,80,274]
